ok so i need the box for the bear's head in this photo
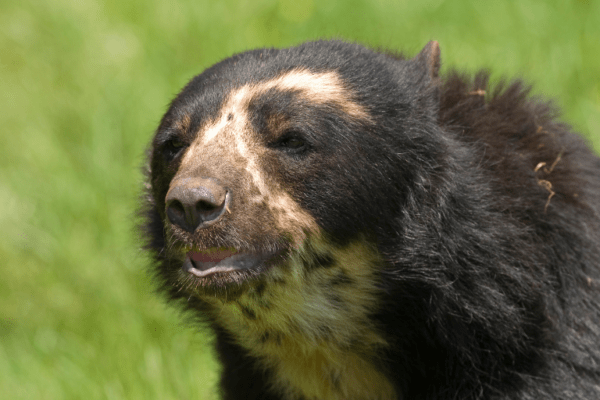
[144,41,442,300]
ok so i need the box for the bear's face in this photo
[147,41,441,301]
[150,68,375,293]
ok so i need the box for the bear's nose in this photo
[165,177,229,232]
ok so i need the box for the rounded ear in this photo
[413,41,441,83]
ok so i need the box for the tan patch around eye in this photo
[175,113,192,133]
[266,112,291,135]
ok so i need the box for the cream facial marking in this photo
[201,68,371,146]
[180,69,372,244]
[252,69,372,121]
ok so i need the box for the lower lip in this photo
[182,252,267,278]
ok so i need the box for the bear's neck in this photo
[203,237,399,400]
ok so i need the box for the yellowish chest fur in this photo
[204,239,398,400]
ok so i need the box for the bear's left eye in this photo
[273,133,309,154]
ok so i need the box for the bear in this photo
[141,40,600,399]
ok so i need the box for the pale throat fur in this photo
[172,69,396,400]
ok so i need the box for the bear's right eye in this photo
[162,138,187,161]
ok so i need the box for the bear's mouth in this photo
[182,248,276,278]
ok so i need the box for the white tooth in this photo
[188,265,240,277]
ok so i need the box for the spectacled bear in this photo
[141,40,600,399]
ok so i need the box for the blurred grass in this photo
[0,0,598,399]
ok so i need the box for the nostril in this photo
[195,191,229,223]
[167,199,185,214]
[166,199,187,226]
[196,200,218,213]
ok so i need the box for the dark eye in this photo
[274,133,309,154]
[162,138,187,160]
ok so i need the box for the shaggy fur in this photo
[141,40,600,399]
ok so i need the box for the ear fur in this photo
[414,41,441,84]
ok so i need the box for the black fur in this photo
[141,40,600,399]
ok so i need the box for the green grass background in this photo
[1,0,599,398]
